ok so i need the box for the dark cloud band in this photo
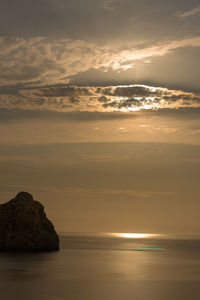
[0,84,200,113]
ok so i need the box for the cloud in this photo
[0,184,171,199]
[103,0,123,12]
[1,36,200,86]
[0,37,112,86]
[0,84,200,113]
[177,6,200,19]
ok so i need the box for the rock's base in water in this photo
[0,192,59,251]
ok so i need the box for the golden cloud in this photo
[1,36,200,86]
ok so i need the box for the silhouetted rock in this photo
[0,192,59,251]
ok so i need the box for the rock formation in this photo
[0,192,59,251]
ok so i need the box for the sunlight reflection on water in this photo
[111,233,158,239]
[0,234,200,300]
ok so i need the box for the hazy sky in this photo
[0,0,200,234]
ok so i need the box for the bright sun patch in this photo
[115,233,151,238]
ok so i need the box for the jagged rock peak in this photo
[0,192,59,251]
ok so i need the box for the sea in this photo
[0,233,200,300]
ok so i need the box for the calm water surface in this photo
[0,233,200,300]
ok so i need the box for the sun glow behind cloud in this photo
[1,84,200,113]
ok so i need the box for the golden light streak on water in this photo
[112,233,153,238]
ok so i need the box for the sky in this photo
[0,0,200,234]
